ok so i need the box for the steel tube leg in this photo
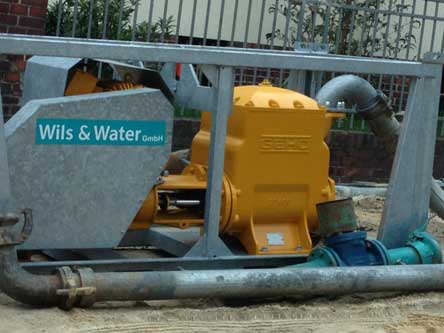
[186,66,234,257]
[0,91,12,213]
[378,72,443,248]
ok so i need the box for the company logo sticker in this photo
[35,118,166,146]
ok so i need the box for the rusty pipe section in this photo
[316,75,444,221]
[2,219,444,308]
[5,257,444,308]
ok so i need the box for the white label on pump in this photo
[267,233,285,246]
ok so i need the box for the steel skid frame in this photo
[0,34,443,271]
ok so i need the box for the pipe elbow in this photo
[0,247,62,307]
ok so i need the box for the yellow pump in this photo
[131,82,340,255]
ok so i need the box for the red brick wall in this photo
[0,0,47,120]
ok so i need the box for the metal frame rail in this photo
[0,34,443,263]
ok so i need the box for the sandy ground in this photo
[2,196,444,333]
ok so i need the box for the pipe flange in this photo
[56,266,96,310]
[56,266,78,310]
[357,91,391,119]
[75,267,96,307]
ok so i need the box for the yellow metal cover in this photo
[191,84,337,255]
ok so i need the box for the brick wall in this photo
[0,0,47,120]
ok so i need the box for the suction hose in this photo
[316,75,444,220]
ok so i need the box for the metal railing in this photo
[41,0,444,135]
[0,33,442,257]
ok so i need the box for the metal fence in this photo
[42,0,444,135]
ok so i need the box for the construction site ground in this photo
[2,196,444,333]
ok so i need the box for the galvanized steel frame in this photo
[0,33,442,258]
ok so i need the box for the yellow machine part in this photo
[130,82,342,255]
[64,69,144,96]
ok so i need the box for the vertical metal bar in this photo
[239,0,253,84]
[311,2,317,43]
[175,0,183,43]
[252,0,267,84]
[186,66,234,257]
[388,0,405,105]
[87,0,94,38]
[282,0,292,49]
[146,0,154,42]
[116,0,124,40]
[346,7,356,55]
[416,0,428,60]
[71,0,79,37]
[0,93,11,213]
[203,0,212,46]
[56,0,63,36]
[296,0,306,42]
[357,0,369,56]
[160,0,169,43]
[229,0,239,47]
[378,0,393,91]
[430,1,439,52]
[370,0,381,57]
[267,0,279,79]
[189,0,198,44]
[216,0,225,46]
[102,0,110,39]
[398,0,417,113]
[378,68,443,248]
[322,1,332,45]
[131,0,139,41]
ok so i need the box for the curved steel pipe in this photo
[316,75,444,220]
[0,246,62,307]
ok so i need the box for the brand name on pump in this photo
[259,135,311,153]
[35,118,166,146]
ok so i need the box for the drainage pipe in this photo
[316,75,444,220]
[2,241,444,308]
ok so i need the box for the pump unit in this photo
[131,81,339,255]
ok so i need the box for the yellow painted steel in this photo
[131,82,341,255]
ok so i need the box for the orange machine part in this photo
[130,82,340,255]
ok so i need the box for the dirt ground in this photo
[2,196,444,333]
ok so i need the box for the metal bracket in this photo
[0,209,32,246]
[175,64,217,112]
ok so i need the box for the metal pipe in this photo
[75,265,444,302]
[316,74,444,221]
[1,238,444,308]
[335,185,387,197]
[0,246,62,307]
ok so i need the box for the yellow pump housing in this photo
[131,82,338,255]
